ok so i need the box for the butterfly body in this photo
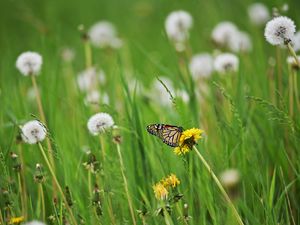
[146,124,183,147]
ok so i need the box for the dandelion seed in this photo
[219,169,240,188]
[189,53,213,79]
[21,120,47,144]
[88,21,122,49]
[23,220,46,225]
[61,47,75,62]
[153,183,169,200]
[228,31,252,53]
[286,55,300,69]
[214,53,239,74]
[165,10,193,51]
[291,31,300,52]
[87,112,114,135]
[77,67,98,92]
[264,16,296,45]
[174,128,203,155]
[151,77,175,107]
[211,21,238,47]
[248,3,270,26]
[16,51,42,76]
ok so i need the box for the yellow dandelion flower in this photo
[153,183,169,200]
[164,174,180,188]
[174,128,204,155]
[9,216,24,224]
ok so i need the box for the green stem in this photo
[38,143,78,225]
[39,184,45,222]
[293,70,300,112]
[116,144,137,225]
[287,43,300,67]
[193,146,244,225]
[84,41,92,68]
[17,173,25,218]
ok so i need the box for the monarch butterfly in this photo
[146,124,183,147]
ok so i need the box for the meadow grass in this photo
[0,0,300,224]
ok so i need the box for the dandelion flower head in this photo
[292,31,300,52]
[162,174,181,188]
[174,128,204,155]
[87,112,114,135]
[189,53,213,79]
[264,16,296,45]
[88,21,122,49]
[214,53,239,74]
[211,21,238,46]
[24,221,46,225]
[16,51,42,76]
[21,120,47,144]
[228,31,252,53]
[248,3,270,26]
[9,216,24,224]
[153,183,169,200]
[219,169,240,188]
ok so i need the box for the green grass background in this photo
[0,0,300,224]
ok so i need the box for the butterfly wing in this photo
[147,124,183,147]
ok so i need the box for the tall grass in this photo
[0,0,300,224]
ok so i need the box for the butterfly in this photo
[146,124,183,147]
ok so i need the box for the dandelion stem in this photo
[107,195,117,225]
[288,66,294,118]
[17,145,28,219]
[193,146,244,225]
[116,144,137,225]
[31,75,57,198]
[293,70,300,112]
[276,46,283,96]
[99,136,106,162]
[17,173,25,218]
[38,184,46,222]
[287,43,300,67]
[84,41,92,68]
[38,143,78,225]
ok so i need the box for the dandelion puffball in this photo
[24,221,46,225]
[219,169,240,188]
[21,120,47,144]
[228,31,252,53]
[189,53,213,79]
[264,16,296,46]
[292,31,300,52]
[88,21,122,49]
[211,21,238,46]
[16,51,42,76]
[87,112,114,135]
[248,3,270,26]
[165,10,193,51]
[214,53,239,74]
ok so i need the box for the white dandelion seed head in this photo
[286,55,300,66]
[61,47,75,62]
[248,3,270,26]
[211,21,238,46]
[24,220,46,225]
[98,70,106,85]
[151,77,175,107]
[87,112,114,135]
[228,31,252,53]
[189,53,213,79]
[21,120,47,144]
[214,53,239,74]
[177,90,190,103]
[281,3,289,12]
[291,31,300,52]
[264,16,296,46]
[88,21,122,49]
[84,90,100,105]
[16,51,43,76]
[219,169,240,188]
[77,67,98,92]
[165,10,193,51]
